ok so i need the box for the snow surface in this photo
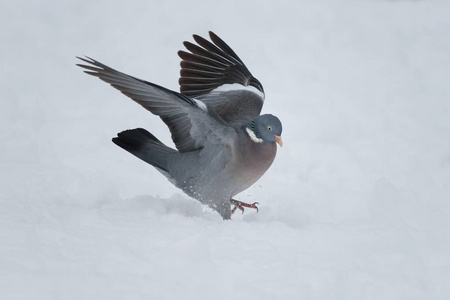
[1,1,450,299]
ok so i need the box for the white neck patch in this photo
[246,127,264,143]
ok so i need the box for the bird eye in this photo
[267,126,272,131]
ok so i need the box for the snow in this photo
[1,0,450,299]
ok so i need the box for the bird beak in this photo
[275,135,283,147]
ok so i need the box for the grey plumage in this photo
[77,32,283,219]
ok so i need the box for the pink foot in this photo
[231,199,259,214]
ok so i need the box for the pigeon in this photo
[77,31,283,220]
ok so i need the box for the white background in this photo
[1,1,449,299]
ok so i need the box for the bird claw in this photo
[231,200,259,215]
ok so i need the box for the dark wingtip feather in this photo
[208,31,217,40]
[76,56,94,65]
[83,71,100,76]
[177,50,185,60]
[178,31,264,98]
[76,64,101,72]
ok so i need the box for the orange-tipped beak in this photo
[275,135,283,147]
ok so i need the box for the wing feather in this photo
[77,56,235,152]
[178,32,265,126]
[178,31,265,99]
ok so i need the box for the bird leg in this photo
[231,199,259,214]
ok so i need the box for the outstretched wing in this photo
[77,57,235,153]
[179,31,265,126]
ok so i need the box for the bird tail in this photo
[112,128,177,178]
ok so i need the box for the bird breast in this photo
[230,138,277,194]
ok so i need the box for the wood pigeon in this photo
[77,31,283,220]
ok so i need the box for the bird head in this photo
[246,114,283,147]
